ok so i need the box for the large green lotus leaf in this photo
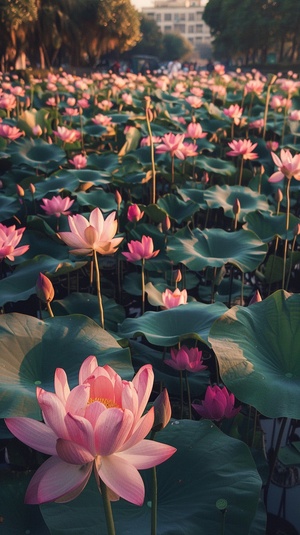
[130,340,210,397]
[82,124,107,137]
[41,420,262,535]
[118,302,227,347]
[75,189,116,211]
[198,277,253,305]
[34,174,80,200]
[0,313,132,419]
[6,138,66,172]
[0,472,50,535]
[177,185,207,209]
[195,155,236,176]
[244,211,300,242]
[204,185,270,222]
[0,194,20,221]
[54,168,111,187]
[51,292,125,333]
[157,194,199,224]
[87,152,119,172]
[0,255,86,306]
[209,290,300,418]
[167,226,268,273]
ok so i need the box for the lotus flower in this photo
[5,358,176,505]
[0,223,29,261]
[127,204,144,223]
[186,122,207,139]
[59,208,123,256]
[68,154,87,169]
[52,126,81,144]
[223,104,243,125]
[165,346,207,373]
[122,236,159,262]
[0,123,23,140]
[156,133,186,160]
[268,149,300,182]
[40,195,74,217]
[192,385,241,421]
[161,288,188,309]
[227,139,258,160]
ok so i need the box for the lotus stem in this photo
[179,370,184,419]
[171,155,175,184]
[99,478,116,535]
[285,234,297,290]
[238,157,244,187]
[282,180,291,289]
[151,466,158,535]
[145,107,157,204]
[93,249,105,329]
[185,371,192,420]
[46,302,54,318]
[264,417,287,504]
[262,86,272,140]
[141,258,146,315]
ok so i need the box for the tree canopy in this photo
[203,0,300,64]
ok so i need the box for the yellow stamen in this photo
[88,397,119,409]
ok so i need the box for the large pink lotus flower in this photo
[0,123,23,140]
[244,79,264,95]
[40,195,74,217]
[52,126,81,144]
[59,207,123,256]
[185,96,202,108]
[165,346,207,373]
[122,236,159,262]
[161,288,188,309]
[186,122,207,140]
[0,93,16,110]
[92,114,113,126]
[0,223,29,261]
[268,149,300,182]
[68,154,87,169]
[5,358,176,505]
[227,139,258,160]
[156,133,186,160]
[223,104,243,125]
[181,142,198,158]
[192,385,241,421]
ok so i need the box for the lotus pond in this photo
[0,65,300,534]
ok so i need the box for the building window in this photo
[174,13,186,22]
[146,12,155,18]
[188,13,194,21]
[188,25,194,33]
[174,24,186,33]
[196,24,203,32]
[156,14,161,22]
[164,25,172,32]
[164,13,172,21]
[196,11,202,20]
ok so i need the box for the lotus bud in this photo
[267,73,277,86]
[29,183,36,195]
[249,290,262,305]
[115,189,122,207]
[173,269,182,283]
[233,198,241,215]
[201,172,209,184]
[127,204,144,223]
[36,273,55,303]
[16,184,25,197]
[32,125,43,137]
[276,189,283,203]
[146,108,154,122]
[152,388,172,432]
[162,215,171,232]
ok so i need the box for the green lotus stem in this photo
[264,417,287,502]
[240,271,244,306]
[99,478,116,535]
[282,180,291,289]
[281,100,289,143]
[150,466,158,535]
[211,266,217,303]
[285,234,297,290]
[262,85,272,140]
[228,265,234,308]
[238,157,244,186]
[220,510,226,535]
[141,258,145,315]
[251,408,258,448]
[46,302,54,318]
[89,258,94,294]
[171,155,175,184]
[185,371,192,420]
[145,109,157,204]
[179,370,184,419]
[231,121,234,140]
[93,249,105,329]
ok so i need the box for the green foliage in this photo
[161,32,194,61]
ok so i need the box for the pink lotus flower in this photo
[156,133,186,159]
[165,346,207,372]
[59,207,123,256]
[223,105,243,125]
[40,195,74,217]
[186,122,207,140]
[97,99,114,111]
[140,136,161,147]
[121,93,133,105]
[92,114,113,126]
[181,142,198,158]
[5,357,176,504]
[249,119,264,130]
[63,107,79,116]
[53,126,81,144]
[268,149,300,182]
[127,204,144,222]
[266,141,279,152]
[122,236,159,262]
[0,93,16,110]
[32,125,43,137]
[0,123,23,140]
[289,110,300,121]
[227,139,258,160]
[244,80,264,95]
[69,154,87,169]
[192,385,241,420]
[0,223,29,261]
[185,96,202,108]
[161,288,188,309]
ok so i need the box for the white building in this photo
[141,0,211,57]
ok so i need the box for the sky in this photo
[131,0,153,10]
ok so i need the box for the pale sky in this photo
[131,0,153,10]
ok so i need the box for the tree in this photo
[0,0,37,69]
[130,15,164,58]
[161,33,193,62]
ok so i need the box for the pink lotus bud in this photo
[201,172,209,184]
[173,269,182,283]
[293,223,300,236]
[36,272,55,303]
[115,190,122,206]
[162,215,171,232]
[233,198,241,215]
[146,108,154,122]
[152,389,172,432]
[29,183,36,194]
[32,125,43,137]
[276,189,283,203]
[16,184,24,197]
[249,290,262,305]
[127,204,144,223]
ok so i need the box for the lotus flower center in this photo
[88,397,119,408]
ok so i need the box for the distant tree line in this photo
[203,0,300,65]
[0,0,141,70]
